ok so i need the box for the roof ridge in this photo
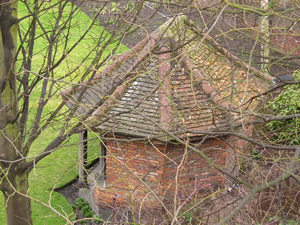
[158,46,172,131]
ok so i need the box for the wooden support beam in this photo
[78,130,88,185]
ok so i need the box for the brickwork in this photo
[94,136,230,208]
[94,137,166,206]
[161,138,228,201]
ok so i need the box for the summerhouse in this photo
[62,16,272,210]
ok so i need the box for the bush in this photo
[266,71,300,145]
[73,198,103,224]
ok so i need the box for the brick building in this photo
[62,16,272,211]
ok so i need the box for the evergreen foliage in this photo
[267,71,300,145]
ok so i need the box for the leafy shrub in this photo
[73,198,103,224]
[266,71,300,145]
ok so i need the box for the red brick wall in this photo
[94,136,229,207]
[94,137,166,206]
[161,138,228,201]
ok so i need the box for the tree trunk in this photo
[2,171,32,225]
[260,0,270,73]
[0,125,32,224]
[0,1,33,224]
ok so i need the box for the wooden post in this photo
[99,141,106,178]
[78,130,88,185]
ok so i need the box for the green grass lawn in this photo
[0,0,128,224]
[27,132,101,224]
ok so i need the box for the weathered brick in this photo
[94,136,234,208]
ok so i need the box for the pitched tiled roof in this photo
[62,16,273,139]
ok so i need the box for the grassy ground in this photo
[0,0,127,224]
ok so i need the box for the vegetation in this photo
[73,198,104,224]
[267,71,300,145]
